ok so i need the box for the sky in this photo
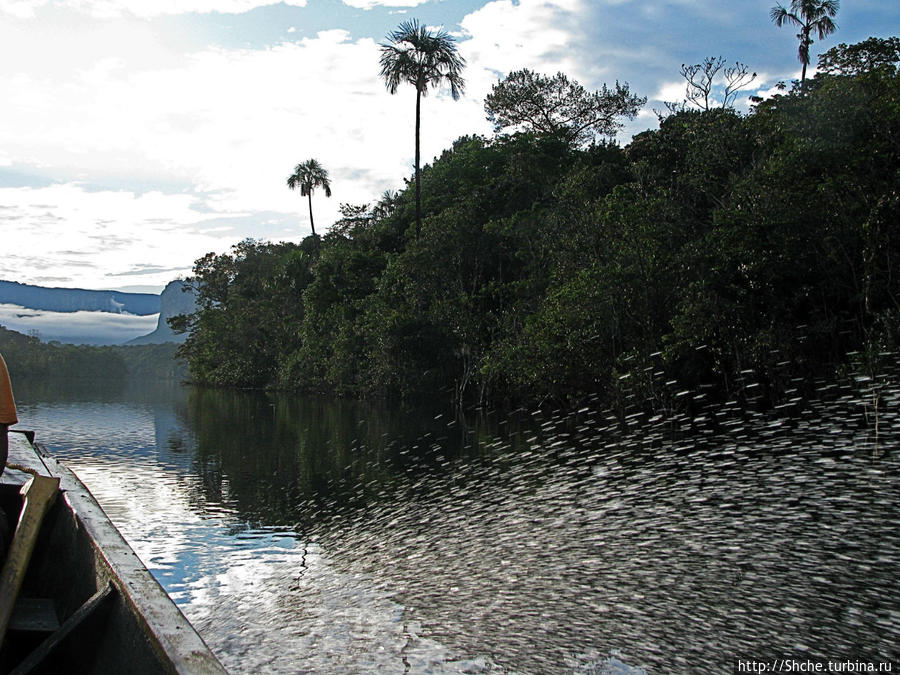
[2,0,898,295]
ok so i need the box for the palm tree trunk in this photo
[307,192,316,237]
[799,27,811,87]
[415,86,422,240]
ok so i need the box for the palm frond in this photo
[770,5,794,27]
[771,0,840,74]
[287,158,332,198]
[814,16,838,39]
[379,18,466,99]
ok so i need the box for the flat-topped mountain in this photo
[0,280,159,315]
[0,279,196,345]
[128,280,197,345]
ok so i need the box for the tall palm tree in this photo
[379,19,465,239]
[770,0,839,87]
[287,159,332,237]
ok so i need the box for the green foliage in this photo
[817,36,900,76]
[378,19,465,101]
[484,69,645,147]
[770,0,840,85]
[178,40,900,412]
[176,239,310,387]
[379,18,466,239]
[287,158,332,236]
[0,325,187,382]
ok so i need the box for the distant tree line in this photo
[0,325,187,382]
[173,38,900,412]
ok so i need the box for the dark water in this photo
[10,373,899,674]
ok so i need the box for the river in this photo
[10,373,899,674]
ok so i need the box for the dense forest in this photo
[168,37,898,410]
[0,325,187,382]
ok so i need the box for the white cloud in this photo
[655,80,686,104]
[0,0,308,19]
[460,0,587,86]
[0,21,494,289]
[1,0,607,294]
[341,0,427,8]
[11,0,820,294]
[0,304,159,344]
[455,0,657,140]
[0,184,237,290]
[0,0,43,18]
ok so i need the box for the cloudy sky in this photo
[2,0,898,294]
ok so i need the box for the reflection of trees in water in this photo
[14,376,190,405]
[181,389,515,527]
[175,372,898,673]
[300,381,899,673]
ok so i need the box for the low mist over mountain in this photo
[0,280,195,345]
[0,280,160,315]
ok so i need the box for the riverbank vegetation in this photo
[174,37,899,410]
[0,325,187,382]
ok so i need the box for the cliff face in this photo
[0,280,159,315]
[128,281,197,345]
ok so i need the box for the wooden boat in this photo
[0,430,228,674]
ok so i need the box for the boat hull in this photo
[1,433,227,674]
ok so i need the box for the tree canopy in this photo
[379,19,465,239]
[484,69,645,147]
[0,325,186,382]
[287,159,332,237]
[770,0,840,85]
[174,37,900,414]
[816,36,899,76]
[378,19,465,101]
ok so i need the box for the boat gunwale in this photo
[3,432,227,674]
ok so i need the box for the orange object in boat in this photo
[0,353,16,426]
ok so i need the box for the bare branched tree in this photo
[682,57,757,110]
[661,57,757,116]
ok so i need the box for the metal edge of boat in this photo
[1,431,228,674]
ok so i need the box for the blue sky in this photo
[2,0,898,294]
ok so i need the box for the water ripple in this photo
[13,375,899,674]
